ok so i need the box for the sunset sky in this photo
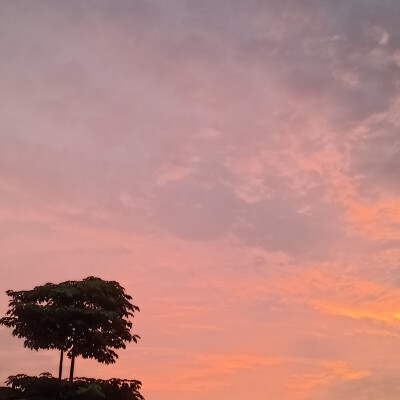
[1,1,400,399]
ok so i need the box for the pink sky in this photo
[1,1,400,399]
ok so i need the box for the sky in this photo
[0,0,400,399]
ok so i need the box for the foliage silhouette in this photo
[0,373,144,400]
[0,277,140,381]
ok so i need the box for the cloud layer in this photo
[1,1,400,399]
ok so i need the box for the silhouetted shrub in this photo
[0,386,19,400]
[0,373,144,400]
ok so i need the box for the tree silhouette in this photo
[0,277,140,381]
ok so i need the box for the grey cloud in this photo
[236,0,400,124]
[1,0,398,255]
[233,197,348,258]
[312,373,400,400]
[153,178,239,241]
[351,123,400,196]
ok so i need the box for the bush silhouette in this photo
[1,373,144,400]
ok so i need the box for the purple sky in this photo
[1,1,400,399]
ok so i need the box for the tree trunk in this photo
[69,353,75,382]
[58,350,64,380]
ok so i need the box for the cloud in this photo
[1,1,400,399]
[287,360,370,393]
[312,373,400,400]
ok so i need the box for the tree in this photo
[0,277,140,381]
[0,285,68,379]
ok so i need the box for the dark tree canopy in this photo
[0,277,140,373]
